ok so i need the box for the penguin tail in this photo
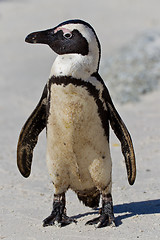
[76,188,100,208]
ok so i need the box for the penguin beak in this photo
[25,29,55,45]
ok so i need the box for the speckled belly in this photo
[46,83,112,193]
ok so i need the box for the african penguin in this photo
[17,19,136,228]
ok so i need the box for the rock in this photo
[101,30,160,103]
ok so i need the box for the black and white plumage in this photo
[17,19,136,228]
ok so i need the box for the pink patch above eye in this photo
[54,27,72,34]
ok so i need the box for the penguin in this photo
[17,19,136,228]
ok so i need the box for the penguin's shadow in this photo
[114,199,160,226]
[72,199,160,226]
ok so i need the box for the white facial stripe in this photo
[54,27,72,34]
[59,23,95,43]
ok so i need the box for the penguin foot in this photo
[43,213,77,227]
[85,214,115,228]
[43,193,76,227]
[85,193,115,228]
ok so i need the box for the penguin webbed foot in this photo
[43,212,76,227]
[43,193,77,227]
[85,213,115,228]
[86,193,115,228]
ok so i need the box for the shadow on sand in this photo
[114,199,160,226]
[72,199,160,226]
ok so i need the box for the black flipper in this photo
[17,85,47,178]
[97,74,136,185]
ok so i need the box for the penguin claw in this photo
[43,214,77,227]
[60,214,77,227]
[85,216,100,226]
[85,215,115,228]
[43,215,55,227]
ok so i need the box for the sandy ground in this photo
[1,0,160,239]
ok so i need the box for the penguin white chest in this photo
[46,82,111,193]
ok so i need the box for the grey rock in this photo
[101,30,160,103]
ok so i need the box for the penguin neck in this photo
[49,51,100,80]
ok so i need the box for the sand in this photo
[1,0,160,239]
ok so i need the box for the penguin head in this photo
[25,19,101,78]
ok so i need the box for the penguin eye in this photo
[63,32,72,39]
